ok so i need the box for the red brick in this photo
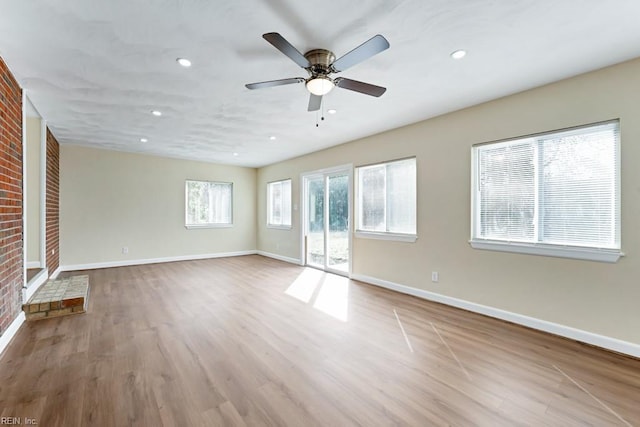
[0,57,22,336]
[0,56,62,335]
[46,129,60,274]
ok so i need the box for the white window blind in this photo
[357,157,416,237]
[471,121,620,261]
[267,179,292,227]
[478,140,536,241]
[185,180,233,227]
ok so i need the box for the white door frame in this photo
[22,94,49,302]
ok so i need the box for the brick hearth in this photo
[23,275,89,320]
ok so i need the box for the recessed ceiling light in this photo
[233,152,239,157]
[176,58,192,68]
[269,136,277,140]
[140,138,148,143]
[151,110,162,116]
[450,49,467,60]
[327,109,337,115]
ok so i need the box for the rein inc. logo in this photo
[0,418,37,425]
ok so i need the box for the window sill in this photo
[267,224,293,230]
[355,230,417,243]
[469,239,623,263]
[185,224,233,230]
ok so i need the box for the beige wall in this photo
[25,117,41,265]
[257,57,640,345]
[60,146,257,266]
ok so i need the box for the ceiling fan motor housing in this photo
[304,49,336,77]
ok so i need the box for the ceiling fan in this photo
[245,32,390,111]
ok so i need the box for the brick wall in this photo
[0,57,23,335]
[46,129,59,274]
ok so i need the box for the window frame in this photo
[355,157,417,242]
[267,178,293,230]
[470,120,622,263]
[184,179,233,229]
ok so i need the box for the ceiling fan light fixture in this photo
[306,76,334,96]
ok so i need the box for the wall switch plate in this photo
[431,271,439,282]
[122,247,128,255]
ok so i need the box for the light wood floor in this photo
[1,255,639,426]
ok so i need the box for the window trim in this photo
[468,239,623,263]
[266,224,293,230]
[355,156,417,242]
[184,180,233,229]
[355,230,417,243]
[469,120,622,263]
[267,178,293,230]
[185,223,234,230]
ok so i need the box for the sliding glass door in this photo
[326,174,349,272]
[306,175,326,268]
[303,167,351,275]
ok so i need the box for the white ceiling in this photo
[2,0,640,168]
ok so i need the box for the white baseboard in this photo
[23,268,49,302]
[351,273,640,359]
[257,251,301,265]
[50,266,62,280]
[25,261,42,269]
[60,250,258,272]
[0,312,25,356]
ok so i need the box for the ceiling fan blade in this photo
[335,78,386,97]
[331,35,389,72]
[308,94,322,111]
[245,77,304,90]
[263,32,311,68]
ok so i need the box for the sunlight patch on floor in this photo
[284,268,324,303]
[313,274,349,322]
[284,268,349,322]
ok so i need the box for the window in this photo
[471,120,621,262]
[356,157,416,241]
[185,180,232,228]
[267,179,292,228]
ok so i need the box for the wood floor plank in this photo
[201,400,249,427]
[0,255,639,426]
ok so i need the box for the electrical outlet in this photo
[431,271,439,283]
[122,247,128,255]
